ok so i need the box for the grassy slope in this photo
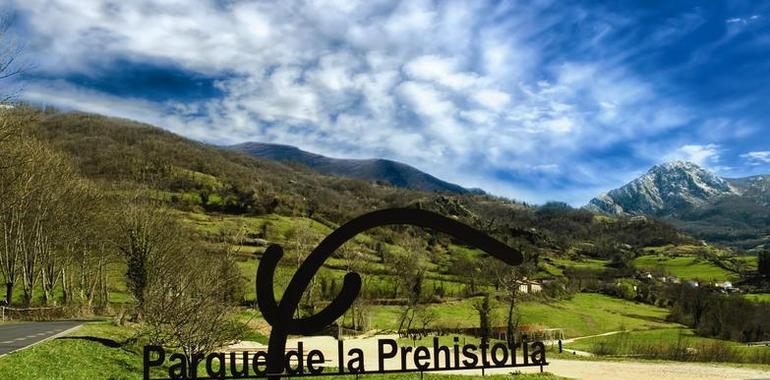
[517,293,676,337]
[565,327,770,362]
[367,293,677,338]
[743,293,770,303]
[0,323,167,380]
[633,255,736,282]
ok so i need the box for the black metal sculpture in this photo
[256,208,523,378]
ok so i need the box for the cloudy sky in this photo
[4,0,770,205]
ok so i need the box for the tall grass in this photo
[590,331,770,364]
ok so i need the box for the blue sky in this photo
[4,0,770,205]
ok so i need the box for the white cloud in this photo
[741,151,770,165]
[8,0,707,204]
[726,15,762,25]
[403,55,477,90]
[665,144,721,167]
[472,89,510,111]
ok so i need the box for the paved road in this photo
[0,321,82,355]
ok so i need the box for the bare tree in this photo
[143,235,246,370]
[285,219,322,317]
[18,142,81,305]
[337,243,370,331]
[392,233,428,334]
[112,196,184,314]
[487,254,535,347]
[49,182,110,307]
[0,11,23,103]
[0,130,50,305]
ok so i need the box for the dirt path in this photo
[508,359,770,380]
[561,330,626,344]
[230,336,770,379]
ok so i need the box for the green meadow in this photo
[633,255,736,282]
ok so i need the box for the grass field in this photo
[743,293,770,303]
[366,293,677,338]
[549,258,609,271]
[517,293,676,337]
[565,327,770,364]
[0,323,168,380]
[633,255,736,281]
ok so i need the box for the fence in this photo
[395,325,566,343]
[1,306,69,321]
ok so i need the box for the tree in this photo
[0,114,77,306]
[0,12,22,103]
[338,243,369,331]
[473,294,494,347]
[16,140,85,305]
[56,183,112,307]
[112,196,184,313]
[142,236,246,370]
[759,250,770,277]
[392,233,428,334]
[489,257,535,348]
[285,219,322,317]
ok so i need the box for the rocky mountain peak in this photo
[586,161,737,216]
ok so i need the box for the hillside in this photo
[586,161,770,249]
[3,108,770,378]
[28,112,434,225]
[26,111,693,254]
[229,142,474,194]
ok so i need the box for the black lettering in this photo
[307,350,325,375]
[190,352,204,379]
[143,345,165,380]
[255,209,524,379]
[530,342,547,365]
[414,346,430,370]
[168,353,186,380]
[252,351,268,376]
[480,343,490,366]
[491,343,508,366]
[285,342,304,375]
[400,345,413,370]
[206,352,225,378]
[229,351,249,378]
[347,348,364,373]
[378,339,398,372]
[433,337,450,369]
[462,344,478,367]
[523,338,529,364]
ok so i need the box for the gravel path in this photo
[509,359,770,380]
[230,336,770,379]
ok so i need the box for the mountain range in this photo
[586,161,770,249]
[229,142,478,194]
[230,141,770,249]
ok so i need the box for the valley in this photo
[1,109,769,378]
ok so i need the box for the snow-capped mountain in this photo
[586,161,770,249]
[586,161,738,216]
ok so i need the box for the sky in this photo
[3,0,770,205]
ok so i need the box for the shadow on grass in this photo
[621,313,668,323]
[56,336,122,348]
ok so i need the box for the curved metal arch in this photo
[257,208,523,377]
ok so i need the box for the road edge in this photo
[0,322,84,358]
